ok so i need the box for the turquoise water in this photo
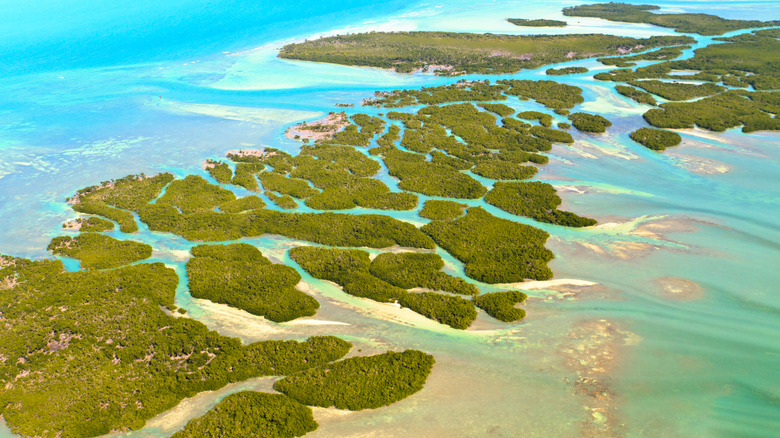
[1,0,779,437]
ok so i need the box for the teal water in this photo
[1,0,779,437]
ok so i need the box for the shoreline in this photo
[284,112,350,141]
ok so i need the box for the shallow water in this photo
[1,0,779,437]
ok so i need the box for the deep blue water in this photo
[0,0,417,75]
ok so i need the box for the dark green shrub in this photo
[187,243,319,322]
[568,112,612,133]
[421,207,554,283]
[474,291,528,322]
[419,200,467,221]
[274,350,434,410]
[173,392,318,438]
[629,127,682,151]
[484,181,597,227]
[48,233,152,270]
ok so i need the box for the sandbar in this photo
[285,112,349,141]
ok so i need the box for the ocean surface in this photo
[1,0,779,436]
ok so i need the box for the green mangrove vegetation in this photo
[630,127,683,151]
[204,160,233,184]
[419,200,467,221]
[375,98,558,176]
[231,163,263,192]
[187,243,319,322]
[65,216,115,232]
[421,207,554,283]
[290,246,401,302]
[157,175,236,214]
[48,233,152,270]
[72,202,139,233]
[258,172,318,199]
[629,80,725,101]
[562,3,778,35]
[274,350,434,410]
[484,181,598,227]
[0,254,351,437]
[69,169,424,247]
[377,124,402,147]
[73,201,138,233]
[642,91,780,132]
[473,291,528,322]
[72,173,174,211]
[138,205,435,248]
[329,124,374,147]
[594,29,780,92]
[369,252,478,296]
[0,20,649,430]
[329,113,386,147]
[69,173,174,233]
[546,66,588,75]
[598,45,688,68]
[375,141,487,199]
[616,84,657,105]
[588,28,780,134]
[352,113,386,134]
[266,191,300,209]
[289,246,476,328]
[235,143,418,211]
[502,117,530,131]
[530,125,574,143]
[499,79,586,111]
[670,30,780,91]
[472,160,539,180]
[219,195,266,213]
[368,79,586,113]
[398,292,477,329]
[172,392,318,438]
[507,18,567,27]
[568,112,613,133]
[366,80,508,107]
[517,110,553,127]
[279,31,694,76]
[478,102,515,117]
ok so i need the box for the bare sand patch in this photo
[226,148,269,159]
[631,216,700,240]
[284,319,351,326]
[608,241,658,260]
[0,276,18,290]
[191,299,287,338]
[311,406,356,421]
[576,240,661,260]
[134,377,278,436]
[673,153,731,175]
[62,220,82,231]
[498,278,597,290]
[654,277,704,301]
[285,112,349,141]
